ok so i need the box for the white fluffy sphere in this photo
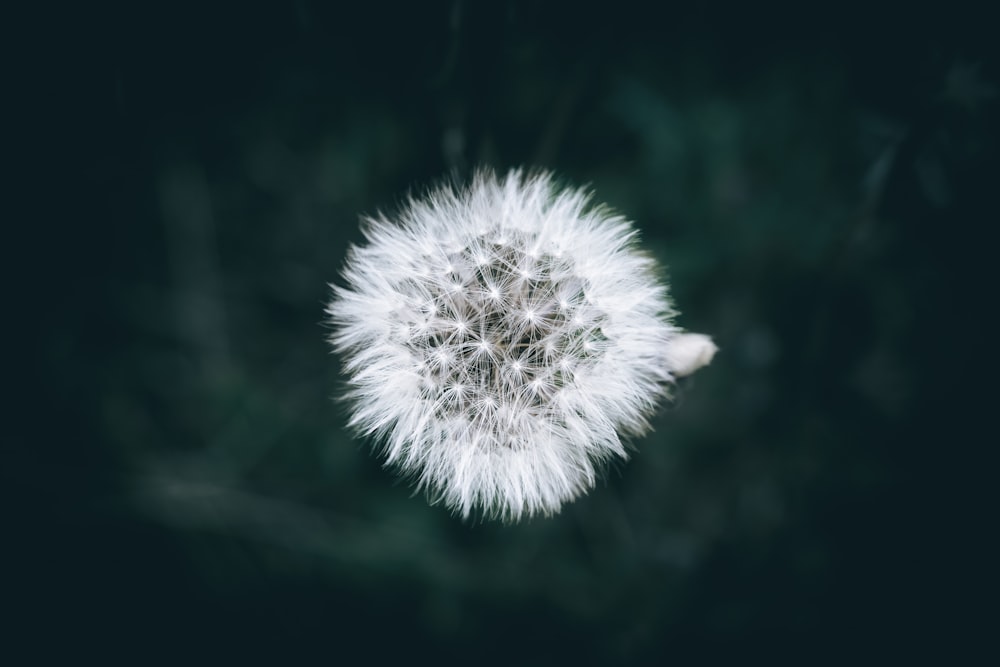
[328,169,713,520]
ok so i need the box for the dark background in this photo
[13,0,998,662]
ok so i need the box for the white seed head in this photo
[327,169,713,521]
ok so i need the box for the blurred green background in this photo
[14,0,998,662]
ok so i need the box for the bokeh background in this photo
[16,0,998,662]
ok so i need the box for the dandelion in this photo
[327,169,716,520]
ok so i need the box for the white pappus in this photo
[327,169,716,521]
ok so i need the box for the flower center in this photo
[394,230,611,447]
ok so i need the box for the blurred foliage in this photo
[14,0,998,662]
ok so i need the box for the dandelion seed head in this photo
[327,169,715,521]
